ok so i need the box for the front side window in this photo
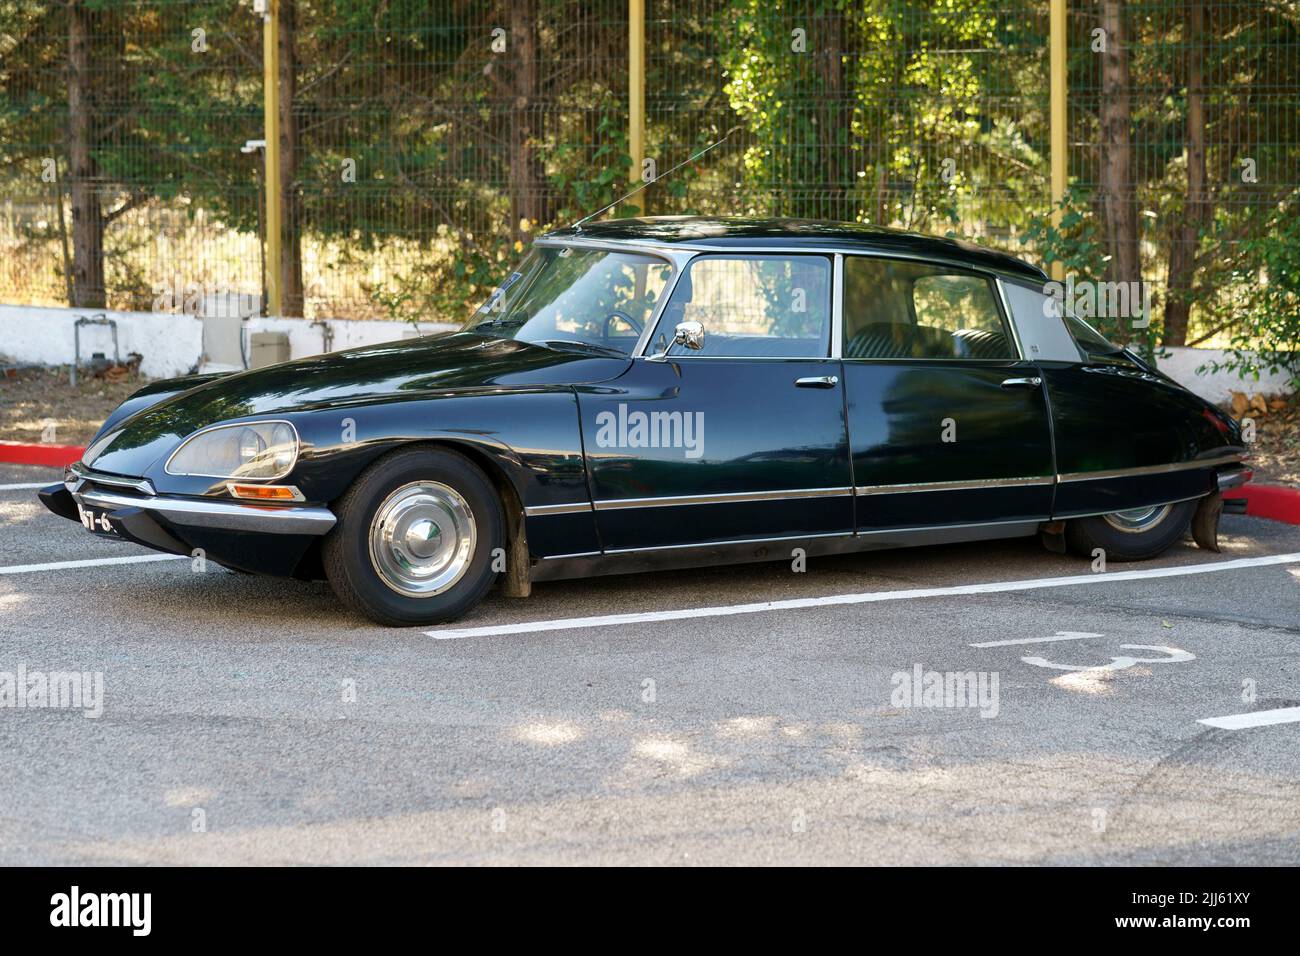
[842,256,1016,360]
[467,245,672,355]
[652,255,832,358]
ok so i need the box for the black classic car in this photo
[40,218,1250,626]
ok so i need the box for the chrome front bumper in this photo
[60,463,336,536]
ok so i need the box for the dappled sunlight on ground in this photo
[58,750,1300,866]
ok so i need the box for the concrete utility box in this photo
[249,331,291,368]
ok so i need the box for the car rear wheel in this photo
[1065,499,1196,562]
[323,447,502,626]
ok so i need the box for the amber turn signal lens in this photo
[226,483,303,501]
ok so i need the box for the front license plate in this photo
[77,503,119,537]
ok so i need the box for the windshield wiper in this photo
[470,316,528,331]
[530,339,627,357]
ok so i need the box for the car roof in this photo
[543,216,1046,282]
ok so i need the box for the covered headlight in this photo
[165,421,299,480]
[81,428,122,467]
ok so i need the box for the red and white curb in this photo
[0,440,85,468]
[1223,483,1300,525]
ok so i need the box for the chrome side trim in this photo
[524,502,595,517]
[74,488,337,535]
[854,475,1053,496]
[1052,493,1204,520]
[599,518,1041,556]
[593,486,853,511]
[1058,453,1245,484]
[537,459,1240,517]
[64,461,155,497]
[604,530,852,555]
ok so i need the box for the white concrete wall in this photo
[244,315,457,365]
[0,305,204,379]
[0,304,458,379]
[1157,346,1294,403]
[2,303,1290,403]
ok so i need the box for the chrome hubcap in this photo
[368,482,476,597]
[1103,503,1172,534]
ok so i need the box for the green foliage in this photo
[1,0,1298,347]
[1201,192,1300,390]
[549,109,631,222]
[1018,187,1106,282]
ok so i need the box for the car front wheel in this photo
[1064,499,1196,562]
[323,447,503,626]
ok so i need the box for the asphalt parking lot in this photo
[2,460,1298,865]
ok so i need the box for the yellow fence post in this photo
[629,0,645,209]
[1049,0,1067,283]
[263,0,283,315]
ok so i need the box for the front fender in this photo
[281,388,600,558]
[129,387,591,509]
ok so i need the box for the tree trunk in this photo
[279,0,304,317]
[1163,0,1206,347]
[67,0,105,308]
[816,11,849,221]
[1098,1,1141,295]
[509,0,548,241]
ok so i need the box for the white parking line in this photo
[970,630,1103,648]
[1197,706,1300,730]
[0,482,54,491]
[429,552,1300,640]
[0,554,188,575]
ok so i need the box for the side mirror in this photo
[673,320,705,351]
[646,319,705,362]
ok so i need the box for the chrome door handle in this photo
[795,375,839,388]
[1000,376,1042,389]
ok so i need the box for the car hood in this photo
[87,332,630,476]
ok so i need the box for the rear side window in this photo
[842,257,1016,360]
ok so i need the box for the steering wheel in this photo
[602,310,642,343]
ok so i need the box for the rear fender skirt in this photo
[1051,453,1241,518]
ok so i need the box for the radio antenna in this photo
[572,125,742,231]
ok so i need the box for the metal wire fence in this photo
[0,0,1295,343]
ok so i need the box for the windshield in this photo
[466,245,673,356]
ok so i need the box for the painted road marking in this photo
[1022,644,1195,672]
[1197,706,1300,731]
[0,554,188,575]
[971,630,1102,648]
[428,551,1300,640]
[0,482,55,491]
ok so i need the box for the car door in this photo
[578,253,853,552]
[839,255,1055,534]
[998,281,1242,517]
